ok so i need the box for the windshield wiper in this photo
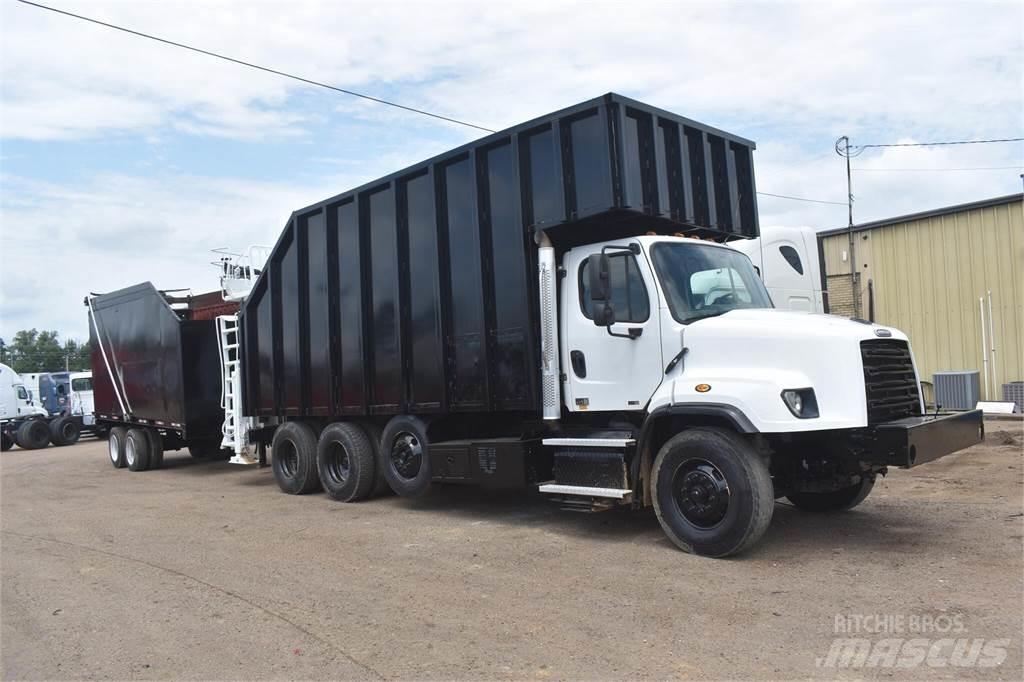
[681,310,728,324]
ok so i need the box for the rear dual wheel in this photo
[49,416,81,446]
[16,420,50,450]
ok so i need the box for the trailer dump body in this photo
[241,92,760,420]
[88,283,233,439]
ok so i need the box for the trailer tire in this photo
[317,423,376,502]
[49,416,81,446]
[1,431,13,451]
[146,429,164,470]
[380,416,433,498]
[16,420,50,450]
[787,475,875,512]
[360,422,392,497]
[108,427,128,468]
[125,428,151,471]
[271,421,321,495]
[651,427,774,558]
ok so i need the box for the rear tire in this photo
[271,421,321,495]
[108,426,127,468]
[16,420,50,450]
[125,428,151,471]
[380,416,433,498]
[49,416,81,446]
[317,422,376,502]
[787,475,875,512]
[651,428,774,558]
[360,421,392,497]
[145,429,164,470]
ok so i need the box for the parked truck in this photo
[89,93,983,557]
[1,364,96,449]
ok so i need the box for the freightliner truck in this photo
[88,94,983,557]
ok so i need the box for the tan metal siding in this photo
[821,198,1023,397]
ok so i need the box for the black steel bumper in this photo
[872,410,984,468]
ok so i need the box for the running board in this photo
[542,438,635,448]
[538,483,633,500]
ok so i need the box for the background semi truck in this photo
[89,93,983,557]
[1,364,96,450]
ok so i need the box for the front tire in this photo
[651,428,774,558]
[787,475,875,512]
[271,421,321,495]
[1,430,13,451]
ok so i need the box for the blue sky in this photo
[1,0,1022,342]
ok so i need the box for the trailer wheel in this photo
[1,431,13,452]
[317,423,376,502]
[16,420,51,450]
[787,475,875,512]
[108,427,128,468]
[145,429,164,470]
[651,428,774,558]
[49,416,81,446]
[125,428,151,471]
[380,416,433,498]
[360,421,392,497]
[271,421,321,495]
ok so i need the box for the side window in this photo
[579,254,650,322]
[779,245,804,275]
[16,386,28,400]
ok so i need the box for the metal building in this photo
[818,193,1023,402]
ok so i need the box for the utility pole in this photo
[836,136,859,317]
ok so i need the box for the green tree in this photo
[0,329,91,373]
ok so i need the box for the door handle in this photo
[570,350,587,378]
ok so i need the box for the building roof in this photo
[818,192,1023,238]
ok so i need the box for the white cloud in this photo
[1,0,1022,342]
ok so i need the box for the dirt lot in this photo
[2,422,1022,680]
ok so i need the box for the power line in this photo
[756,191,847,206]
[14,0,497,134]
[853,165,1024,172]
[854,137,1024,150]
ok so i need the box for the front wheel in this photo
[787,475,875,512]
[651,428,774,558]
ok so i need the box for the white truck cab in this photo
[730,226,825,313]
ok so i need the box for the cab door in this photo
[561,242,663,412]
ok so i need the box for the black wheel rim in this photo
[62,422,75,439]
[324,441,350,485]
[277,440,299,479]
[390,432,422,480]
[672,458,730,529]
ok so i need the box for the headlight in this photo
[781,388,819,419]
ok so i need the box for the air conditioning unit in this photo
[1002,382,1023,414]
[933,371,981,411]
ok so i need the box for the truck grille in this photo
[861,339,921,423]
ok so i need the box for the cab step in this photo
[537,482,633,512]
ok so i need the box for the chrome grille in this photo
[861,339,921,423]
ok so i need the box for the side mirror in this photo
[588,253,612,302]
[593,301,616,327]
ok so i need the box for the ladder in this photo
[216,314,259,464]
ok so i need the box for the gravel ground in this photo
[2,422,1021,680]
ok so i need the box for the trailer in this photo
[93,93,983,557]
[87,283,237,469]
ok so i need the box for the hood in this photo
[687,308,907,343]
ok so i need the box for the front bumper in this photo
[871,409,984,468]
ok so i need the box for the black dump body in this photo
[88,283,230,440]
[241,92,759,420]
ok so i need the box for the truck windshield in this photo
[650,242,772,323]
